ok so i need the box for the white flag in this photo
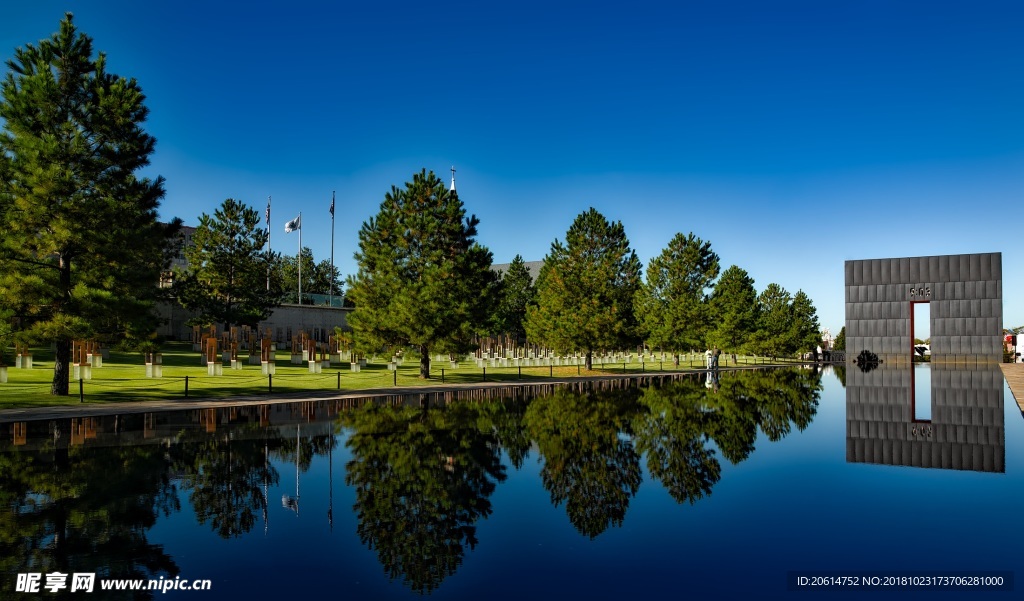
[284,215,301,233]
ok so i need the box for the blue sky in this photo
[4,1,1023,335]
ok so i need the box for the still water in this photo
[1,366,1021,599]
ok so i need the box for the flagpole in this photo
[297,211,302,305]
[266,196,271,292]
[330,191,335,307]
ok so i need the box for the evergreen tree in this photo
[492,254,536,339]
[174,198,283,332]
[789,290,821,355]
[750,283,793,359]
[707,265,759,353]
[833,326,846,351]
[525,208,642,369]
[278,247,343,303]
[634,232,719,358]
[0,15,177,395]
[346,169,496,378]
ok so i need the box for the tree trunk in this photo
[52,338,71,395]
[419,344,430,379]
[585,350,593,371]
[52,256,73,396]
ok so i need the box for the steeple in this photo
[450,165,456,192]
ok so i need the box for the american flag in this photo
[330,191,335,217]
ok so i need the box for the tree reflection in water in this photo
[336,369,821,591]
[340,402,507,594]
[172,426,282,539]
[634,369,821,505]
[0,424,179,600]
[523,385,643,539]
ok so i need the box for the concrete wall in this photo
[844,253,1002,364]
[157,302,351,344]
[845,364,1004,472]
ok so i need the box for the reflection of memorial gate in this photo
[846,364,1004,472]
[845,253,1002,365]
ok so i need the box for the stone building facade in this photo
[157,301,350,345]
[844,253,1002,364]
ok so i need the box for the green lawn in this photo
[0,342,801,408]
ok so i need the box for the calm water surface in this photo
[1,366,1021,599]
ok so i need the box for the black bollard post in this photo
[483,367,486,382]
[79,378,84,403]
[442,368,445,383]
[394,370,397,386]
[337,371,341,390]
[268,374,273,393]
[185,375,189,398]
[518,365,521,380]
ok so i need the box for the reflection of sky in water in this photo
[6,367,1022,599]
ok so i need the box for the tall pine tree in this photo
[634,232,719,357]
[525,208,642,369]
[751,283,793,359]
[707,265,759,353]
[491,255,536,340]
[173,199,284,332]
[789,290,821,354]
[346,169,496,378]
[0,15,177,395]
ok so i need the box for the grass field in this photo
[0,342,797,408]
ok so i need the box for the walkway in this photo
[999,363,1024,414]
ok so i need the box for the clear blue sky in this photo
[4,1,1023,336]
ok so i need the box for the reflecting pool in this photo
[1,366,1021,599]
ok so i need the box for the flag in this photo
[265,198,271,225]
[284,215,301,233]
[329,192,335,217]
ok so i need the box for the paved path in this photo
[999,363,1024,414]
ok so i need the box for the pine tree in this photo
[833,326,846,351]
[789,290,821,355]
[707,265,759,353]
[492,255,536,340]
[634,233,719,357]
[525,208,642,369]
[750,283,792,359]
[0,15,177,395]
[173,199,283,332]
[346,169,496,378]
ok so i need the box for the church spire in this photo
[450,165,456,192]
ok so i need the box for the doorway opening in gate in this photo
[911,301,930,363]
[911,301,931,422]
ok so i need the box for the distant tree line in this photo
[347,176,824,378]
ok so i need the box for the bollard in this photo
[393,370,397,386]
[79,378,84,403]
[483,367,486,382]
[185,375,189,398]
[550,365,553,378]
[268,374,273,393]
[337,372,341,390]
[442,368,445,384]
[518,366,522,380]
[642,361,645,373]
